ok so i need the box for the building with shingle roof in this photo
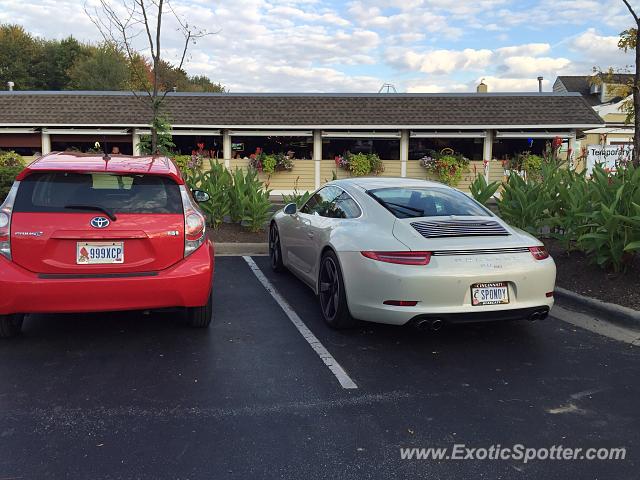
[0,90,604,193]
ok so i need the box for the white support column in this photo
[400,129,409,177]
[41,129,51,155]
[132,130,141,156]
[568,130,576,169]
[223,129,231,169]
[483,129,493,181]
[313,129,322,189]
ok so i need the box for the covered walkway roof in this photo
[0,91,604,129]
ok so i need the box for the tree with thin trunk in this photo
[85,0,209,154]
[621,0,640,166]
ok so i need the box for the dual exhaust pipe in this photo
[528,309,549,321]
[413,318,443,332]
[413,308,549,331]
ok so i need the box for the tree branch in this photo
[622,0,640,25]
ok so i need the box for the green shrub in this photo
[497,172,554,235]
[577,164,640,272]
[189,161,273,232]
[469,174,500,206]
[188,160,232,229]
[242,185,272,233]
[522,153,544,179]
[547,167,591,253]
[228,167,253,223]
[341,153,384,176]
[261,154,277,174]
[348,153,372,176]
[419,151,469,186]
[0,151,24,202]
[173,155,191,172]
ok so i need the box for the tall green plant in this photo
[469,174,500,206]
[187,160,232,229]
[577,165,640,272]
[497,172,554,235]
[240,172,272,232]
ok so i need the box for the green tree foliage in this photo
[0,24,38,89]
[32,37,89,90]
[0,23,225,93]
[67,43,130,90]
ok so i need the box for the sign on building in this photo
[586,144,633,174]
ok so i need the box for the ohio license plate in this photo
[77,242,124,264]
[471,282,509,306]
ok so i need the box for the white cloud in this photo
[496,43,551,57]
[501,56,572,77]
[405,82,470,93]
[386,48,494,75]
[568,28,632,68]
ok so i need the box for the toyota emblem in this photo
[90,216,110,229]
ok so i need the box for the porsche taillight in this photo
[180,185,206,257]
[0,182,18,261]
[361,251,432,265]
[529,246,549,260]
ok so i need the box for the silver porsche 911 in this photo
[269,177,556,330]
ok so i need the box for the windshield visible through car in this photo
[368,187,491,219]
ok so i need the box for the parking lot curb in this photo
[554,287,640,330]
[215,242,268,256]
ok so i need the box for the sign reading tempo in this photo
[586,144,633,174]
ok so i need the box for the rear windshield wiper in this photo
[380,201,424,217]
[64,204,117,221]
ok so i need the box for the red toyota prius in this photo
[0,152,215,337]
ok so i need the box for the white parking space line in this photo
[243,256,358,390]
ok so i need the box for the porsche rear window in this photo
[14,172,183,214]
[369,187,490,218]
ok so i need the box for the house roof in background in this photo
[554,74,634,107]
[0,91,604,128]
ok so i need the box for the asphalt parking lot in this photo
[1,256,639,479]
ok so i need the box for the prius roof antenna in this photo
[378,83,398,94]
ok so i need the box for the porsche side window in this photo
[301,186,341,216]
[326,192,361,219]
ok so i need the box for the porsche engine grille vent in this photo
[410,219,510,238]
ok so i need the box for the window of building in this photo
[230,136,312,159]
[409,138,483,161]
[322,138,400,160]
[172,135,222,157]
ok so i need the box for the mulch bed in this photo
[208,222,267,243]
[544,238,640,311]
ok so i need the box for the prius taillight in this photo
[0,182,19,261]
[180,186,206,257]
[361,251,432,265]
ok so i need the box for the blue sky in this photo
[0,0,637,92]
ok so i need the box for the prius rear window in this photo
[14,172,183,214]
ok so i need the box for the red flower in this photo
[197,142,205,151]
[552,136,562,149]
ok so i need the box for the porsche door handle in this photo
[307,231,314,238]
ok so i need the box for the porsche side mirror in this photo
[284,203,297,215]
